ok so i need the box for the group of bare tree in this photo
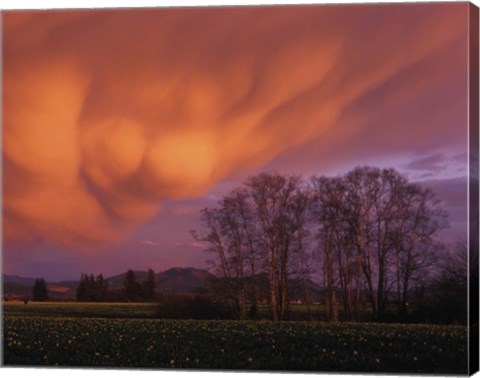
[310,168,448,321]
[193,166,450,322]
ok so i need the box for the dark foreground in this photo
[2,302,467,373]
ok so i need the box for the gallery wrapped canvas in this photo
[1,1,479,375]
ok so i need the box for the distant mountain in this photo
[3,268,322,301]
[106,267,214,294]
[156,267,214,294]
[105,270,151,288]
[3,274,36,287]
[3,274,79,300]
[2,267,215,299]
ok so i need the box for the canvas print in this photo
[1,2,479,375]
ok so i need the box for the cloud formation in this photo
[3,4,468,250]
[406,153,448,172]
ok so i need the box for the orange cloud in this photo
[2,4,468,250]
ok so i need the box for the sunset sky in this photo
[3,3,471,281]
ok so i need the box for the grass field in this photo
[2,301,358,321]
[2,302,468,373]
[3,301,158,319]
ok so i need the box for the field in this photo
[2,302,468,373]
[3,302,158,319]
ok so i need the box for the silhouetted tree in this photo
[77,273,109,301]
[311,167,447,321]
[195,166,449,323]
[96,274,108,301]
[76,273,88,301]
[32,278,48,301]
[412,241,468,324]
[195,172,311,321]
[123,270,141,301]
[143,269,156,301]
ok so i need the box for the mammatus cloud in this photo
[3,4,468,250]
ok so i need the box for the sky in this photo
[2,3,471,281]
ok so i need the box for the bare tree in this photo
[192,208,239,312]
[389,183,448,318]
[246,172,305,320]
[311,177,343,321]
[289,189,314,320]
[312,167,447,320]
[195,166,448,323]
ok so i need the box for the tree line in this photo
[28,269,157,303]
[76,269,157,302]
[194,166,470,323]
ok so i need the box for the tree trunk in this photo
[269,247,279,321]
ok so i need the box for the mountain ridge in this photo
[2,267,214,299]
[3,267,322,301]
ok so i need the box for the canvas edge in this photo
[468,1,479,376]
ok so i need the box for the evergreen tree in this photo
[123,270,140,301]
[88,274,96,301]
[76,273,88,301]
[143,269,156,301]
[32,278,48,301]
[77,273,109,301]
[96,274,108,301]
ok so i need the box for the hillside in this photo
[3,268,322,302]
[3,274,36,287]
[2,267,214,300]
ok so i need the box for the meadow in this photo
[2,302,468,373]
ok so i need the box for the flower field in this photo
[2,303,468,373]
